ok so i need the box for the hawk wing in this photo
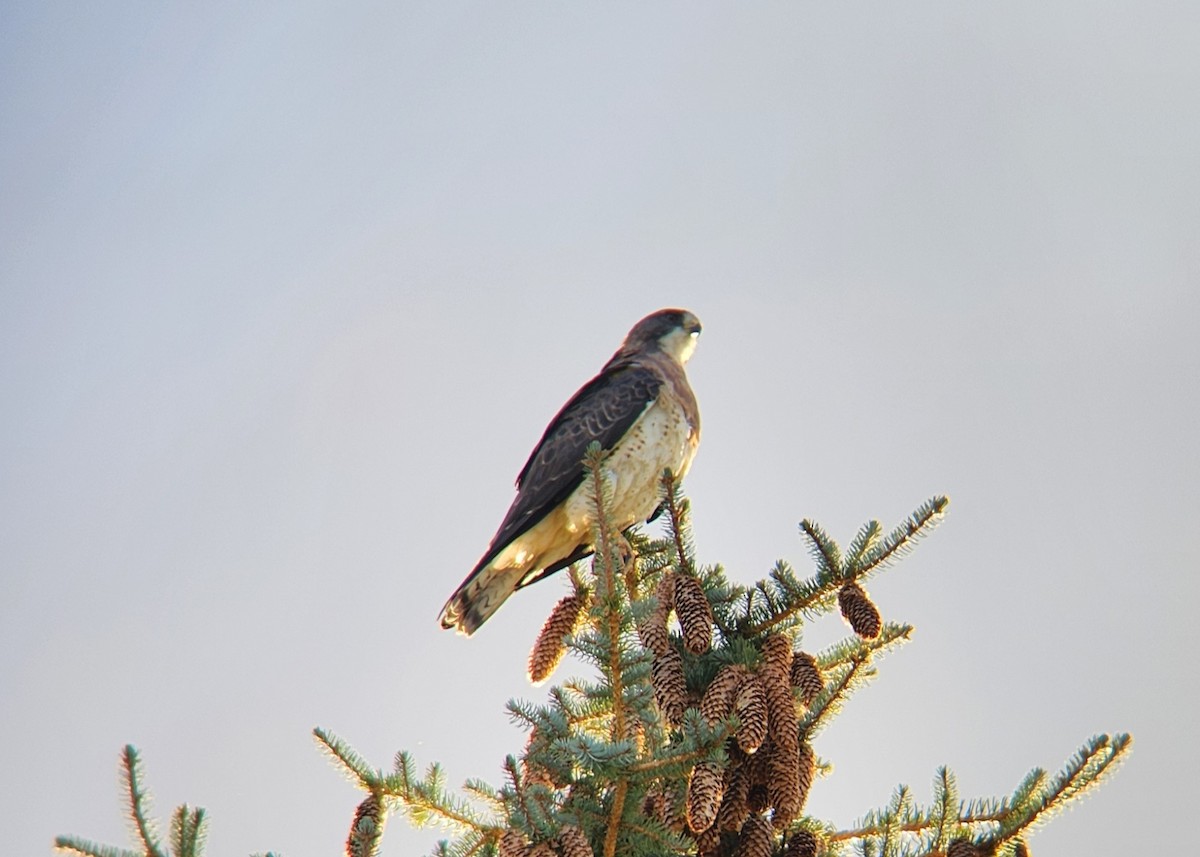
[474,362,662,573]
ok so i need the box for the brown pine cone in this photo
[946,841,987,857]
[733,814,776,857]
[838,581,882,639]
[762,671,800,755]
[528,593,587,685]
[642,788,668,824]
[497,829,528,857]
[716,758,751,833]
[652,646,688,728]
[701,665,747,728]
[734,676,769,755]
[760,634,794,685]
[644,783,686,833]
[673,573,714,654]
[691,822,722,857]
[745,740,771,814]
[766,737,802,829]
[345,793,385,857]
[796,741,815,814]
[638,574,676,656]
[557,825,594,857]
[784,828,820,857]
[687,760,725,833]
[789,651,824,706]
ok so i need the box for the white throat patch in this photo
[661,327,699,364]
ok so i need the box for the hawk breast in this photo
[564,389,697,532]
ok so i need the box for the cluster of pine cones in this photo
[637,570,835,857]
[497,824,594,857]
[515,565,888,857]
[640,572,715,726]
[651,633,824,857]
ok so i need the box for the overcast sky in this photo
[2,3,1197,855]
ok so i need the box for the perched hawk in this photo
[439,308,703,636]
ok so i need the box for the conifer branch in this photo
[996,732,1132,841]
[845,520,884,572]
[744,497,945,637]
[800,624,912,737]
[604,780,628,857]
[660,470,696,579]
[624,725,733,776]
[586,450,628,747]
[53,838,141,857]
[801,653,871,738]
[584,444,630,857]
[55,745,208,857]
[853,496,949,578]
[314,726,381,788]
[829,734,1131,854]
[121,745,166,857]
[799,519,842,581]
[170,805,207,857]
[929,767,960,851]
[382,752,495,834]
[503,757,540,833]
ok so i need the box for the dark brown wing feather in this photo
[473,362,661,574]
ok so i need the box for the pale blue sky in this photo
[2,3,1197,854]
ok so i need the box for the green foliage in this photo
[825,732,1131,856]
[57,465,1127,857]
[55,745,211,857]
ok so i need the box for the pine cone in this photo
[701,665,747,727]
[642,788,668,823]
[762,671,799,754]
[638,574,676,656]
[734,676,769,754]
[838,581,881,639]
[652,646,688,728]
[673,573,714,654]
[762,671,803,828]
[946,841,986,857]
[498,829,529,857]
[665,786,688,834]
[345,793,385,857]
[796,741,815,814]
[789,652,824,706]
[717,757,751,833]
[1013,841,1030,857]
[527,593,587,685]
[645,783,686,833]
[760,634,794,685]
[766,738,802,829]
[747,782,769,815]
[691,822,723,857]
[784,829,820,857]
[687,760,725,833]
[733,814,775,857]
[745,738,772,814]
[557,825,594,857]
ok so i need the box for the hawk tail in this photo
[438,563,524,636]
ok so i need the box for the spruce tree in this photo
[56,446,1129,857]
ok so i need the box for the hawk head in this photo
[621,308,702,365]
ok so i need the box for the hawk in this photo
[439,308,703,636]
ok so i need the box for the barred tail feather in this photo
[439,563,525,636]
